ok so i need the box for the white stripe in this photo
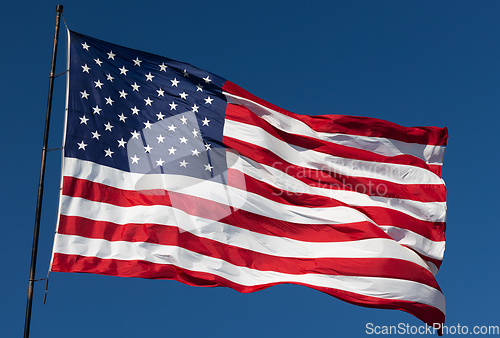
[64,157,446,223]
[226,186,371,225]
[53,234,445,314]
[63,158,445,261]
[426,261,439,277]
[379,226,445,262]
[62,158,373,225]
[224,119,444,185]
[230,153,446,222]
[63,157,150,190]
[59,195,431,270]
[224,92,446,165]
[228,154,446,261]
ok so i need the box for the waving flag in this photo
[50,30,448,328]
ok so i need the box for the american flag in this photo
[51,30,448,328]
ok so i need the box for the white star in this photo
[168,146,177,155]
[180,115,188,124]
[183,69,189,77]
[192,129,199,138]
[131,130,140,139]
[179,137,188,144]
[204,163,213,172]
[168,124,177,132]
[117,138,127,147]
[159,62,168,71]
[143,120,152,129]
[119,66,129,75]
[144,97,153,106]
[105,97,114,105]
[196,84,203,92]
[94,58,103,66]
[179,92,188,100]
[91,131,101,139]
[133,57,142,66]
[80,90,89,99]
[156,158,165,166]
[179,160,188,168]
[81,42,90,50]
[145,72,155,81]
[118,113,127,122]
[144,144,153,153]
[156,88,165,97]
[118,90,127,98]
[205,143,212,150]
[191,149,200,157]
[131,106,140,115]
[202,117,210,126]
[157,134,165,143]
[92,105,102,114]
[79,115,89,124]
[77,141,87,150]
[203,75,212,84]
[106,73,114,82]
[130,155,140,164]
[94,79,104,89]
[81,64,90,73]
[107,51,116,60]
[104,122,114,131]
[131,82,140,91]
[204,96,213,104]
[192,104,199,113]
[104,148,114,157]
[171,78,180,87]
[156,112,165,120]
[169,101,178,110]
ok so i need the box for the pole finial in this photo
[56,4,63,13]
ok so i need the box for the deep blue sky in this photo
[2,1,499,337]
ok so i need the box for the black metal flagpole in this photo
[24,5,63,338]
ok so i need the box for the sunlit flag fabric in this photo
[51,30,448,328]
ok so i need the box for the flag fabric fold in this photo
[51,30,448,328]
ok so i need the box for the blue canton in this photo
[66,31,228,179]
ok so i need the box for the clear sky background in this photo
[2,1,499,337]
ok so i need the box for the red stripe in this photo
[227,168,348,208]
[57,215,440,290]
[62,176,391,243]
[51,254,444,328]
[63,175,445,243]
[223,135,447,203]
[429,164,442,177]
[222,81,448,147]
[225,103,442,176]
[227,169,445,243]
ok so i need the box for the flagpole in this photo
[24,5,63,338]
